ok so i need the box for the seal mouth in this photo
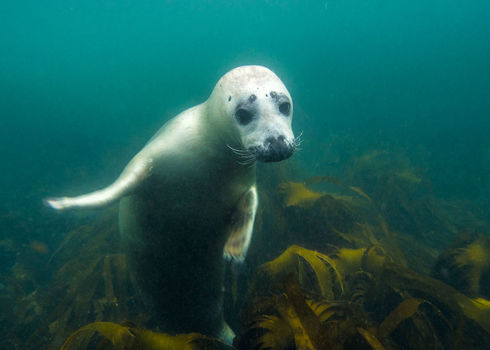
[249,136,294,163]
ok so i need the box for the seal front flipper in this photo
[224,186,258,262]
[44,156,152,211]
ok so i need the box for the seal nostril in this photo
[278,135,285,142]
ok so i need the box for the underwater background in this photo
[1,1,489,349]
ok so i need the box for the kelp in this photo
[274,176,403,270]
[472,297,490,310]
[60,321,233,350]
[237,245,490,350]
[238,276,383,350]
[373,260,490,335]
[377,298,447,339]
[22,210,147,350]
[304,176,374,205]
[0,273,43,349]
[343,150,466,256]
[362,248,490,348]
[277,176,375,214]
[301,175,389,238]
[432,233,490,298]
[250,245,344,299]
[281,277,331,349]
[3,161,489,349]
[277,181,324,208]
[45,253,134,332]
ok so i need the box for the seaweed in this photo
[60,321,234,350]
[237,276,380,350]
[3,160,489,349]
[432,233,490,298]
[343,150,468,256]
[236,244,489,350]
[278,181,324,208]
[22,210,147,349]
[250,245,344,300]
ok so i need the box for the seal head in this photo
[207,65,295,164]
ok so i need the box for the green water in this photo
[1,1,489,349]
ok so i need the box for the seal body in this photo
[45,66,296,342]
[118,112,255,338]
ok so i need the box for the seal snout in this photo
[250,135,294,162]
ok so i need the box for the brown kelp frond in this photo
[248,315,295,350]
[343,149,467,257]
[21,209,148,349]
[377,298,426,338]
[360,245,393,275]
[46,253,132,334]
[263,172,402,273]
[281,277,332,350]
[237,277,333,350]
[370,257,490,336]
[251,245,344,299]
[374,297,453,349]
[472,297,490,310]
[277,181,324,207]
[28,235,142,349]
[305,176,374,205]
[60,321,234,350]
[48,209,119,266]
[306,299,340,323]
[238,273,388,350]
[241,243,490,349]
[236,297,301,350]
[60,322,135,350]
[306,175,390,239]
[277,175,375,209]
[432,233,490,298]
[330,247,366,278]
[356,328,385,350]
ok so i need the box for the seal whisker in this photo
[237,158,256,166]
[227,144,251,155]
[237,157,256,164]
[227,144,256,166]
[293,131,304,148]
[234,152,255,160]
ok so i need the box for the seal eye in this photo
[279,102,291,116]
[235,108,254,125]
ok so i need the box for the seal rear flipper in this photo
[224,186,258,262]
[218,321,235,345]
[43,156,152,211]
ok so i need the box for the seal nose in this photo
[262,135,293,162]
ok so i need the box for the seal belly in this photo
[118,173,243,336]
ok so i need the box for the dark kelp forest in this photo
[1,152,489,349]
